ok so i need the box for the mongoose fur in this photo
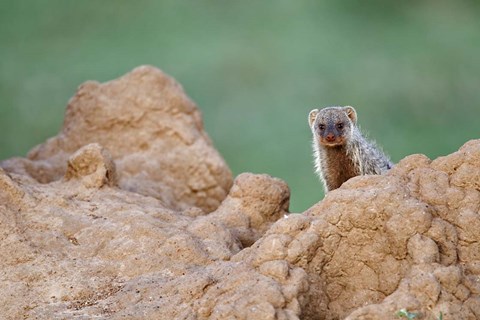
[308,106,393,192]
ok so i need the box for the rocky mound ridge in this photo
[1,66,479,319]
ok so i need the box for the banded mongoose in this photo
[308,106,393,192]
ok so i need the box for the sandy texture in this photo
[0,157,294,319]
[284,141,480,319]
[1,66,479,319]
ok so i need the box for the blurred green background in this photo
[1,1,479,212]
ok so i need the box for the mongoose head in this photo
[308,106,357,147]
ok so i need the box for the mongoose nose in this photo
[325,133,335,142]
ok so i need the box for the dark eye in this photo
[336,123,344,130]
[318,124,325,131]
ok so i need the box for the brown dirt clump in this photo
[1,66,479,319]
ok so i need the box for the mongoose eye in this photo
[318,124,325,131]
[336,123,344,130]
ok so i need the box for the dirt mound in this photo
[1,66,479,319]
[1,66,232,213]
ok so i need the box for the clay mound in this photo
[1,144,294,319]
[1,66,479,319]
[1,65,232,213]
[256,140,480,319]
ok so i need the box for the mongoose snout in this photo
[319,126,346,146]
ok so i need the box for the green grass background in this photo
[1,1,479,212]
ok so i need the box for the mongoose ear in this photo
[308,109,318,127]
[344,106,357,124]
